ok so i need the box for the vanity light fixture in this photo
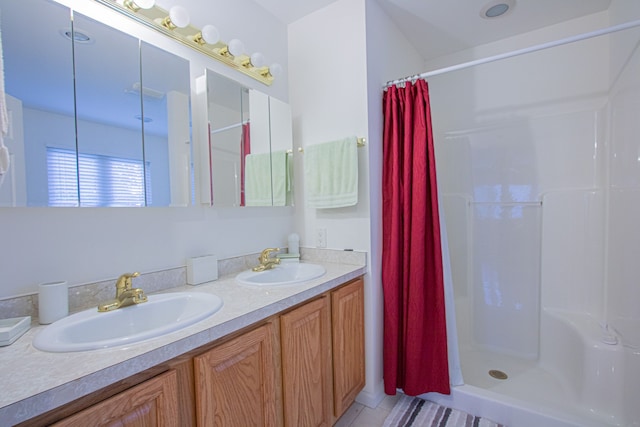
[269,63,283,78]
[193,24,220,45]
[237,51,267,70]
[159,6,190,29]
[217,38,244,58]
[228,39,245,56]
[119,0,155,12]
[95,0,277,86]
[250,52,265,68]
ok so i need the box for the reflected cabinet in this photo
[200,70,293,207]
[0,0,192,207]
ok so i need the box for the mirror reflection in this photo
[207,70,251,207]
[140,42,192,207]
[0,0,192,207]
[266,96,293,206]
[206,70,293,207]
[0,0,75,207]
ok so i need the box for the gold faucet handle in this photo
[116,272,140,290]
[132,288,148,304]
[259,248,280,262]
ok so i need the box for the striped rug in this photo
[383,395,504,427]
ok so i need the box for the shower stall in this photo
[422,13,640,427]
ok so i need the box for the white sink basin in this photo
[33,292,223,352]
[236,262,326,286]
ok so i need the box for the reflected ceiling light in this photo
[193,24,220,45]
[160,5,190,29]
[120,0,155,11]
[60,28,93,44]
[480,0,515,19]
[126,82,165,100]
[135,114,153,123]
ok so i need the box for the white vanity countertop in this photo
[0,259,366,425]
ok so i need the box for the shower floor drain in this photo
[488,369,508,380]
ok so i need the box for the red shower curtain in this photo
[382,79,450,396]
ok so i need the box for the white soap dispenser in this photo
[288,233,300,256]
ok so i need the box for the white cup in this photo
[38,281,69,324]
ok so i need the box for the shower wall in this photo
[430,16,610,357]
[607,30,640,350]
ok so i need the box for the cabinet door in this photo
[332,278,365,418]
[280,297,332,427]
[194,322,281,427]
[52,370,179,427]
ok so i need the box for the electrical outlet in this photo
[316,228,327,248]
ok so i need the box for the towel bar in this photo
[297,137,366,153]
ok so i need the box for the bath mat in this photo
[383,394,504,427]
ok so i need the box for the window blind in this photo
[47,147,151,207]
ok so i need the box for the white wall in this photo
[289,0,373,403]
[288,0,424,406]
[0,0,294,299]
[363,0,425,407]
[288,0,369,254]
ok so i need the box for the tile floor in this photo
[335,394,401,427]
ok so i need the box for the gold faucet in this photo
[252,248,281,272]
[98,272,148,312]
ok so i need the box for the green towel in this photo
[244,151,291,206]
[304,136,358,208]
[271,150,290,206]
[244,152,272,206]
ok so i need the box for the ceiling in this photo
[252,0,613,60]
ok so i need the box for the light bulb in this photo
[169,6,190,28]
[228,39,245,56]
[201,25,220,44]
[250,52,265,68]
[134,0,155,9]
[120,0,155,11]
[269,63,283,78]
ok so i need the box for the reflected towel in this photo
[271,150,290,206]
[244,152,272,206]
[304,136,358,208]
[244,151,291,206]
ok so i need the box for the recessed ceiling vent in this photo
[480,0,515,19]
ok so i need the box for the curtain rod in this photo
[210,121,248,135]
[385,18,640,88]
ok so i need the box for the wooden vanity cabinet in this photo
[193,277,364,427]
[331,277,365,418]
[279,277,365,426]
[22,276,364,427]
[51,369,179,427]
[193,320,283,427]
[281,296,333,427]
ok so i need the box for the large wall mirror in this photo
[205,70,293,207]
[0,0,192,207]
